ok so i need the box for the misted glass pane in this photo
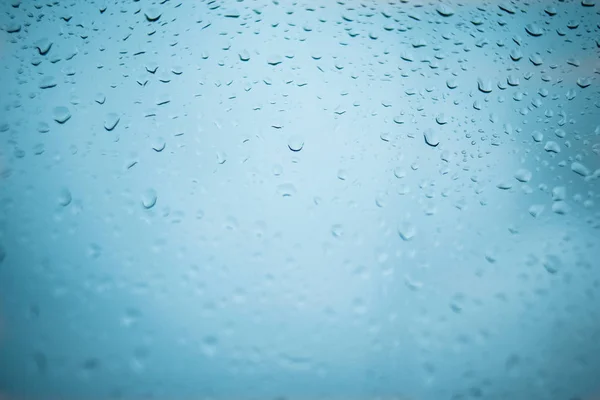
[0,0,599,399]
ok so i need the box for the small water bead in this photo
[552,186,566,201]
[424,130,440,147]
[397,222,416,241]
[435,114,448,125]
[238,50,250,62]
[571,162,590,177]
[216,152,227,165]
[141,189,157,209]
[394,168,406,179]
[497,181,513,190]
[58,189,72,207]
[144,7,162,22]
[287,136,304,152]
[576,77,591,88]
[267,55,283,66]
[529,54,543,66]
[53,106,71,124]
[528,204,544,218]
[477,78,493,93]
[276,183,296,197]
[552,201,570,215]
[525,24,543,37]
[436,4,454,16]
[510,49,522,61]
[514,169,532,183]
[543,255,562,274]
[39,76,57,89]
[544,141,561,153]
[104,113,120,131]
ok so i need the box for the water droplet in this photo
[576,77,591,88]
[552,201,570,215]
[104,113,120,131]
[435,114,448,125]
[528,204,544,218]
[58,189,72,207]
[276,183,296,197]
[552,186,566,201]
[144,7,162,22]
[35,38,52,56]
[216,151,227,164]
[238,50,250,62]
[152,138,166,152]
[436,4,454,16]
[39,76,57,89]
[397,222,416,241]
[477,78,493,93]
[394,168,406,179]
[529,54,543,66]
[404,275,422,291]
[287,136,304,152]
[142,189,157,209]
[543,255,561,274]
[424,130,440,147]
[331,224,343,238]
[514,169,532,183]
[53,107,71,124]
[544,141,561,153]
[571,162,590,177]
[267,55,283,66]
[525,23,543,37]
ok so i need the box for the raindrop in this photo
[287,136,304,152]
[144,7,162,22]
[576,77,591,88]
[104,113,120,131]
[514,169,532,183]
[277,183,296,197]
[53,107,71,124]
[544,141,561,153]
[436,4,454,17]
[543,255,561,274]
[141,189,157,209]
[397,222,416,241]
[424,130,440,147]
[267,55,283,66]
[477,78,493,93]
[58,189,72,207]
[39,76,57,89]
[238,50,250,62]
[216,152,227,165]
[571,162,590,177]
[532,131,543,142]
[528,204,544,218]
[525,24,543,37]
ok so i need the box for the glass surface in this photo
[0,0,599,399]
